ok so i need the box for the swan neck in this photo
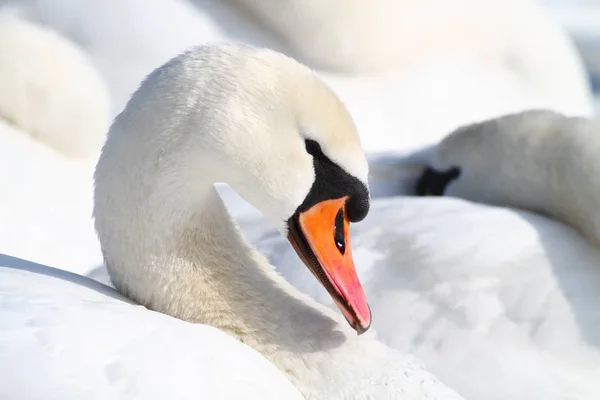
[104,182,350,373]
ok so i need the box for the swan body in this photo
[257,110,600,399]
[260,196,600,400]
[2,44,464,399]
[0,14,109,159]
[0,255,304,400]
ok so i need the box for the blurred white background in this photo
[537,0,600,114]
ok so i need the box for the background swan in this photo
[253,110,600,399]
[0,14,107,274]
[1,0,592,154]
[421,110,600,245]
[232,0,592,115]
[0,13,109,160]
[0,0,285,116]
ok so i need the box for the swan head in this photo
[415,112,529,198]
[415,110,600,246]
[284,137,371,334]
[415,109,568,198]
[94,44,372,333]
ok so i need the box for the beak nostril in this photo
[334,208,346,255]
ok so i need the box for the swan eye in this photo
[334,208,346,254]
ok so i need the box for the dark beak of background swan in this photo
[416,166,461,196]
[287,197,372,334]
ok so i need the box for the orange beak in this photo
[287,197,371,334]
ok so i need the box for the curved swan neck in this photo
[97,167,354,379]
[91,46,362,352]
[151,186,349,341]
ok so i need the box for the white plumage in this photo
[261,111,600,400]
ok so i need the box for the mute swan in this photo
[1,44,464,399]
[0,15,106,273]
[257,110,600,399]
[0,13,109,160]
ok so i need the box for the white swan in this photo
[258,110,600,399]
[0,14,107,273]
[0,13,109,160]
[1,44,464,399]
